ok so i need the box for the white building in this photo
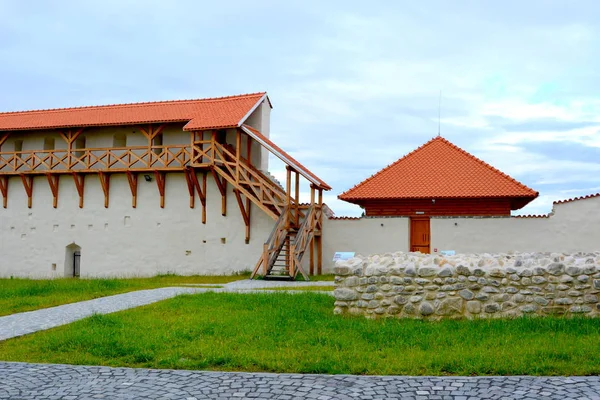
[0,93,331,279]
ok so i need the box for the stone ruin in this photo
[333,252,600,319]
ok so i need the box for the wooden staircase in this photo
[194,134,324,280]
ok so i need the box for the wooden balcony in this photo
[0,145,197,175]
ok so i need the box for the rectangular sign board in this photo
[439,250,456,256]
[333,252,355,262]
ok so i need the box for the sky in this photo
[1,0,599,216]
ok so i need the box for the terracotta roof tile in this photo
[554,193,600,204]
[0,92,266,132]
[339,136,538,202]
[242,124,331,190]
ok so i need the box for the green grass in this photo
[255,285,333,291]
[1,292,599,376]
[0,274,247,316]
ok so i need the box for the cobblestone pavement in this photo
[0,280,333,342]
[1,362,599,400]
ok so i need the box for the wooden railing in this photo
[289,205,320,279]
[0,145,192,174]
[211,141,288,218]
[251,206,290,278]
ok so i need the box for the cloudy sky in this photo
[1,1,599,216]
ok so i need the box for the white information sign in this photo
[333,252,355,262]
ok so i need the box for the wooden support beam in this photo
[46,174,60,208]
[126,171,138,208]
[0,133,9,149]
[234,189,251,243]
[236,129,242,183]
[0,176,8,208]
[211,168,227,216]
[309,237,315,276]
[316,235,322,276]
[202,172,207,224]
[153,171,166,208]
[188,169,207,223]
[20,174,33,208]
[317,188,323,275]
[245,196,251,244]
[72,173,85,208]
[295,170,300,227]
[98,172,110,208]
[184,168,195,209]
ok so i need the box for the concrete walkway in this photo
[0,280,333,341]
[2,362,600,400]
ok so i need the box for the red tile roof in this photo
[339,136,538,203]
[0,93,266,132]
[241,124,331,190]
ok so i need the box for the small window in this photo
[113,133,127,148]
[44,137,55,151]
[152,134,163,155]
[74,137,86,159]
[14,140,23,158]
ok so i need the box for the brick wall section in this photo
[333,252,600,319]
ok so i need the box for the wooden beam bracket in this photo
[234,189,251,243]
[126,171,138,208]
[20,174,33,208]
[46,174,60,208]
[0,176,8,208]
[98,172,110,208]
[153,171,166,208]
[72,173,85,208]
[211,168,227,216]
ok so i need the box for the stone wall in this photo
[333,252,600,319]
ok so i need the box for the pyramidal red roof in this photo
[0,92,267,132]
[339,136,538,202]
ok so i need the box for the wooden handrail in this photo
[0,145,192,174]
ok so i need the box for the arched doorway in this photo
[64,243,82,277]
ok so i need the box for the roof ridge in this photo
[339,136,538,200]
[0,92,266,116]
[338,136,442,199]
[435,137,538,196]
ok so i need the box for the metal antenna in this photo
[438,90,441,137]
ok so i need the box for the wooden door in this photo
[410,217,430,254]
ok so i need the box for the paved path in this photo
[0,280,333,341]
[1,362,599,400]
[0,287,208,341]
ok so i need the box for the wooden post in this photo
[245,197,251,244]
[154,171,166,208]
[262,243,268,276]
[0,176,8,208]
[295,170,300,227]
[202,172,207,223]
[317,188,323,275]
[0,133,9,149]
[98,172,110,208]
[20,174,33,208]
[211,168,227,216]
[46,174,60,208]
[72,173,85,208]
[236,129,241,183]
[126,171,138,208]
[290,243,296,277]
[309,237,315,276]
[286,166,292,227]
[184,168,195,209]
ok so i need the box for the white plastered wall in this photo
[0,123,276,279]
[321,217,410,273]
[244,99,271,172]
[430,196,600,254]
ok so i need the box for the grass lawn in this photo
[255,285,333,291]
[0,274,246,316]
[1,292,599,376]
